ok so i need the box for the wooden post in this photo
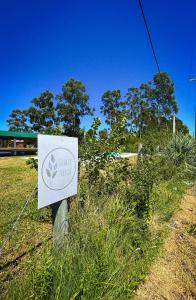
[13,138,17,156]
[51,199,69,249]
[138,143,143,154]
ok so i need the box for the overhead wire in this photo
[137,0,161,73]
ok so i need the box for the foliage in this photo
[163,133,196,180]
[6,73,186,147]
[126,72,178,137]
[140,128,171,155]
[4,72,194,300]
[126,155,176,219]
[26,90,57,133]
[7,109,31,132]
[152,72,178,121]
[26,157,38,170]
[126,84,152,136]
[80,116,130,190]
[100,89,127,128]
[150,179,186,221]
[56,79,93,137]
[7,79,93,139]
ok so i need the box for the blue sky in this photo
[0,0,196,133]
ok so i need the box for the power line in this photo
[137,0,161,73]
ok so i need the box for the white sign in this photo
[38,134,78,209]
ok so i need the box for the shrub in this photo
[163,133,196,180]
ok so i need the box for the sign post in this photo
[38,134,78,248]
[51,199,69,248]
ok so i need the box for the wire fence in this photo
[0,184,38,257]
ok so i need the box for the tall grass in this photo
[5,177,185,300]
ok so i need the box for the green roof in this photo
[0,130,38,139]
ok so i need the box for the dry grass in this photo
[135,186,196,300]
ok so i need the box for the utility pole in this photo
[195,108,196,139]
[173,115,176,135]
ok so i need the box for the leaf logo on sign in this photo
[46,154,58,178]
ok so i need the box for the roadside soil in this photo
[135,185,196,300]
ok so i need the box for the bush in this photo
[163,133,196,180]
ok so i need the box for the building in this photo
[0,130,37,156]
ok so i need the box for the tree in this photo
[152,72,178,127]
[126,85,152,137]
[126,72,178,136]
[26,90,56,133]
[100,90,127,128]
[56,79,93,137]
[7,109,30,132]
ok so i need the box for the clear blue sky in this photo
[0,0,196,133]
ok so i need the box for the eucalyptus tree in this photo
[126,84,152,137]
[126,72,178,137]
[7,109,30,132]
[100,90,127,129]
[56,79,93,137]
[26,90,57,133]
[152,72,178,127]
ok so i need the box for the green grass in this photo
[0,157,186,300]
[4,181,185,299]
[150,179,186,222]
[5,193,163,300]
[0,157,51,296]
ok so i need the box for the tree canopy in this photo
[100,90,126,128]
[7,109,30,132]
[6,73,188,149]
[26,90,56,133]
[56,79,93,137]
[126,72,178,136]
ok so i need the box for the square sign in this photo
[38,134,78,209]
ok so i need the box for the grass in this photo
[5,192,163,300]
[0,157,51,296]
[150,179,186,222]
[0,156,187,299]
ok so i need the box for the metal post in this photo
[51,199,69,250]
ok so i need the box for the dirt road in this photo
[136,185,196,300]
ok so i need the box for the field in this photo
[1,155,193,299]
[0,157,51,295]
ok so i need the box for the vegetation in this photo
[4,184,179,299]
[7,72,188,142]
[2,72,195,299]
[2,131,196,299]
